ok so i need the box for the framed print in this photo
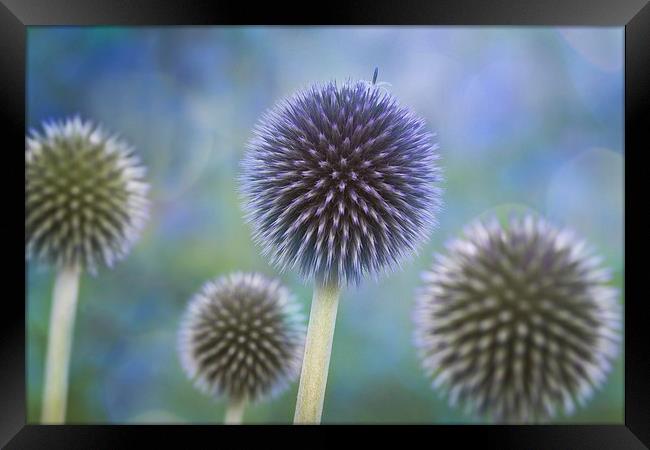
[2,0,649,448]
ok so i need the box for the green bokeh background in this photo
[27,26,624,424]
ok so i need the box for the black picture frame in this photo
[2,0,648,447]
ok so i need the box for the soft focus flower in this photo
[414,215,621,422]
[26,116,149,272]
[178,272,305,403]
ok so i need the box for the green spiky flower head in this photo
[413,215,621,423]
[26,116,149,272]
[178,272,306,403]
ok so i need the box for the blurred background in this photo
[27,26,624,424]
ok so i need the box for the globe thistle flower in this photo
[26,116,149,273]
[240,73,441,423]
[26,116,149,423]
[413,215,621,423]
[178,272,305,423]
[240,78,441,287]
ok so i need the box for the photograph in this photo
[24,26,625,425]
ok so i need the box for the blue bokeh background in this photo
[27,27,624,424]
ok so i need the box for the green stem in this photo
[41,264,81,424]
[224,397,246,424]
[293,281,341,424]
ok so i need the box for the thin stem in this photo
[224,397,246,425]
[41,264,81,424]
[293,280,341,424]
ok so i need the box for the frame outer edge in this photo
[625,1,650,447]
[0,0,27,447]
[0,0,648,25]
[0,0,646,447]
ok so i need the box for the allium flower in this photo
[26,116,149,272]
[178,272,305,403]
[414,215,621,423]
[240,80,441,286]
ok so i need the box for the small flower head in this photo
[25,116,149,272]
[240,79,441,287]
[414,215,621,423]
[178,272,305,403]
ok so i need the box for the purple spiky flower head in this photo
[413,215,621,423]
[240,77,442,287]
[178,272,305,403]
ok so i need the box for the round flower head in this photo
[26,116,149,272]
[240,79,442,286]
[178,272,305,403]
[413,215,621,423]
